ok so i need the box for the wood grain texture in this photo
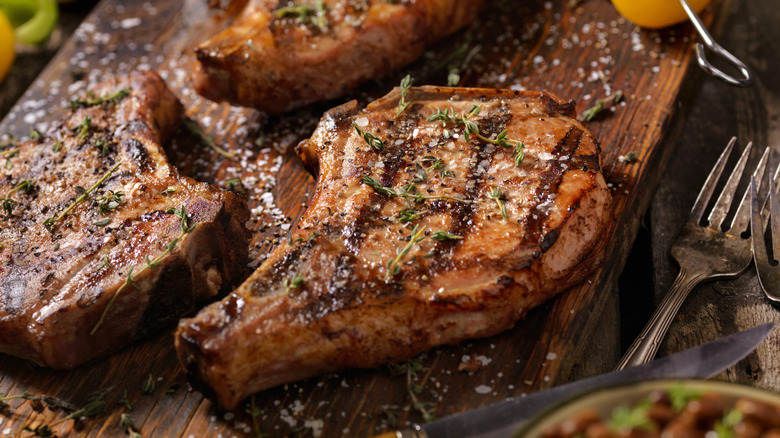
[0,0,717,436]
[648,0,780,395]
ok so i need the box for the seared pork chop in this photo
[0,70,249,369]
[192,0,485,114]
[175,86,612,409]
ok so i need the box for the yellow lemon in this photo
[0,10,14,84]
[612,0,712,29]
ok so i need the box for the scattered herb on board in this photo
[385,225,426,280]
[245,396,267,438]
[487,187,508,219]
[581,91,623,121]
[183,119,237,159]
[619,151,638,163]
[352,123,385,152]
[387,358,436,422]
[68,88,131,109]
[121,413,142,438]
[427,105,525,165]
[44,162,122,231]
[118,389,132,410]
[46,388,109,427]
[29,128,43,141]
[396,74,413,118]
[225,177,246,194]
[75,115,92,142]
[141,374,155,394]
[90,205,196,334]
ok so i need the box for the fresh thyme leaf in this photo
[619,151,638,163]
[1,179,34,216]
[23,424,55,437]
[225,177,246,194]
[487,187,508,219]
[398,208,424,223]
[245,395,264,438]
[52,140,61,152]
[713,409,742,438]
[284,273,305,290]
[427,105,524,156]
[183,119,237,159]
[121,413,142,437]
[165,383,180,395]
[30,127,43,141]
[420,156,445,170]
[97,190,124,215]
[430,231,462,241]
[118,389,132,410]
[513,142,525,166]
[396,74,413,118]
[441,169,455,178]
[412,163,427,183]
[352,123,385,152]
[363,175,398,197]
[275,1,328,32]
[53,388,109,425]
[94,218,112,227]
[45,162,122,232]
[362,175,468,204]
[68,88,131,109]
[246,40,257,51]
[581,90,623,122]
[385,225,426,280]
[75,115,92,142]
[141,374,155,394]
[93,138,111,156]
[161,188,176,195]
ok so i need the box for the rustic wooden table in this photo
[1,0,778,436]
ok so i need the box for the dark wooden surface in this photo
[643,0,780,392]
[0,0,745,436]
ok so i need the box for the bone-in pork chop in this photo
[192,0,484,114]
[175,86,612,409]
[0,70,249,369]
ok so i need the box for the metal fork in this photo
[751,167,780,303]
[616,137,768,370]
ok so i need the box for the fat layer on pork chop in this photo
[0,70,250,369]
[192,0,485,113]
[175,86,612,409]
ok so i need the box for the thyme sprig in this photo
[121,413,142,438]
[0,147,19,157]
[284,273,305,290]
[275,1,328,32]
[581,90,623,121]
[430,231,462,241]
[44,162,122,231]
[395,74,413,118]
[1,179,33,215]
[49,388,109,427]
[487,187,508,219]
[75,115,92,142]
[90,205,196,334]
[385,225,425,280]
[388,358,436,422]
[427,105,525,165]
[352,123,384,152]
[97,190,124,215]
[245,396,264,438]
[68,88,131,109]
[362,175,468,205]
[183,119,237,159]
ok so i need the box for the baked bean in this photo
[735,418,765,438]
[559,408,601,437]
[683,393,727,428]
[736,399,780,429]
[647,403,676,427]
[760,429,780,438]
[661,418,705,438]
[584,422,615,438]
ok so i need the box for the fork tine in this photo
[751,176,767,260]
[690,136,737,223]
[728,146,769,234]
[770,179,780,262]
[708,140,753,229]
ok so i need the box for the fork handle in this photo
[614,267,706,370]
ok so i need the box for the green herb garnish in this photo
[396,74,413,118]
[44,162,122,231]
[582,91,623,121]
[431,231,462,241]
[352,123,385,152]
[284,273,305,290]
[385,225,425,280]
[68,88,131,109]
[487,187,508,219]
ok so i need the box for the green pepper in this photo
[0,0,58,45]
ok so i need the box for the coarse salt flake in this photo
[475,385,492,394]
[120,17,142,29]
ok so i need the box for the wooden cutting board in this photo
[0,0,718,436]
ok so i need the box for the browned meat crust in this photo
[175,86,612,409]
[192,0,485,113]
[0,70,250,369]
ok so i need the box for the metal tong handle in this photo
[679,0,753,87]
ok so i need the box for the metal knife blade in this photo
[379,323,773,438]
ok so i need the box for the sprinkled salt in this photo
[120,17,142,29]
[546,352,557,360]
[475,385,492,394]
